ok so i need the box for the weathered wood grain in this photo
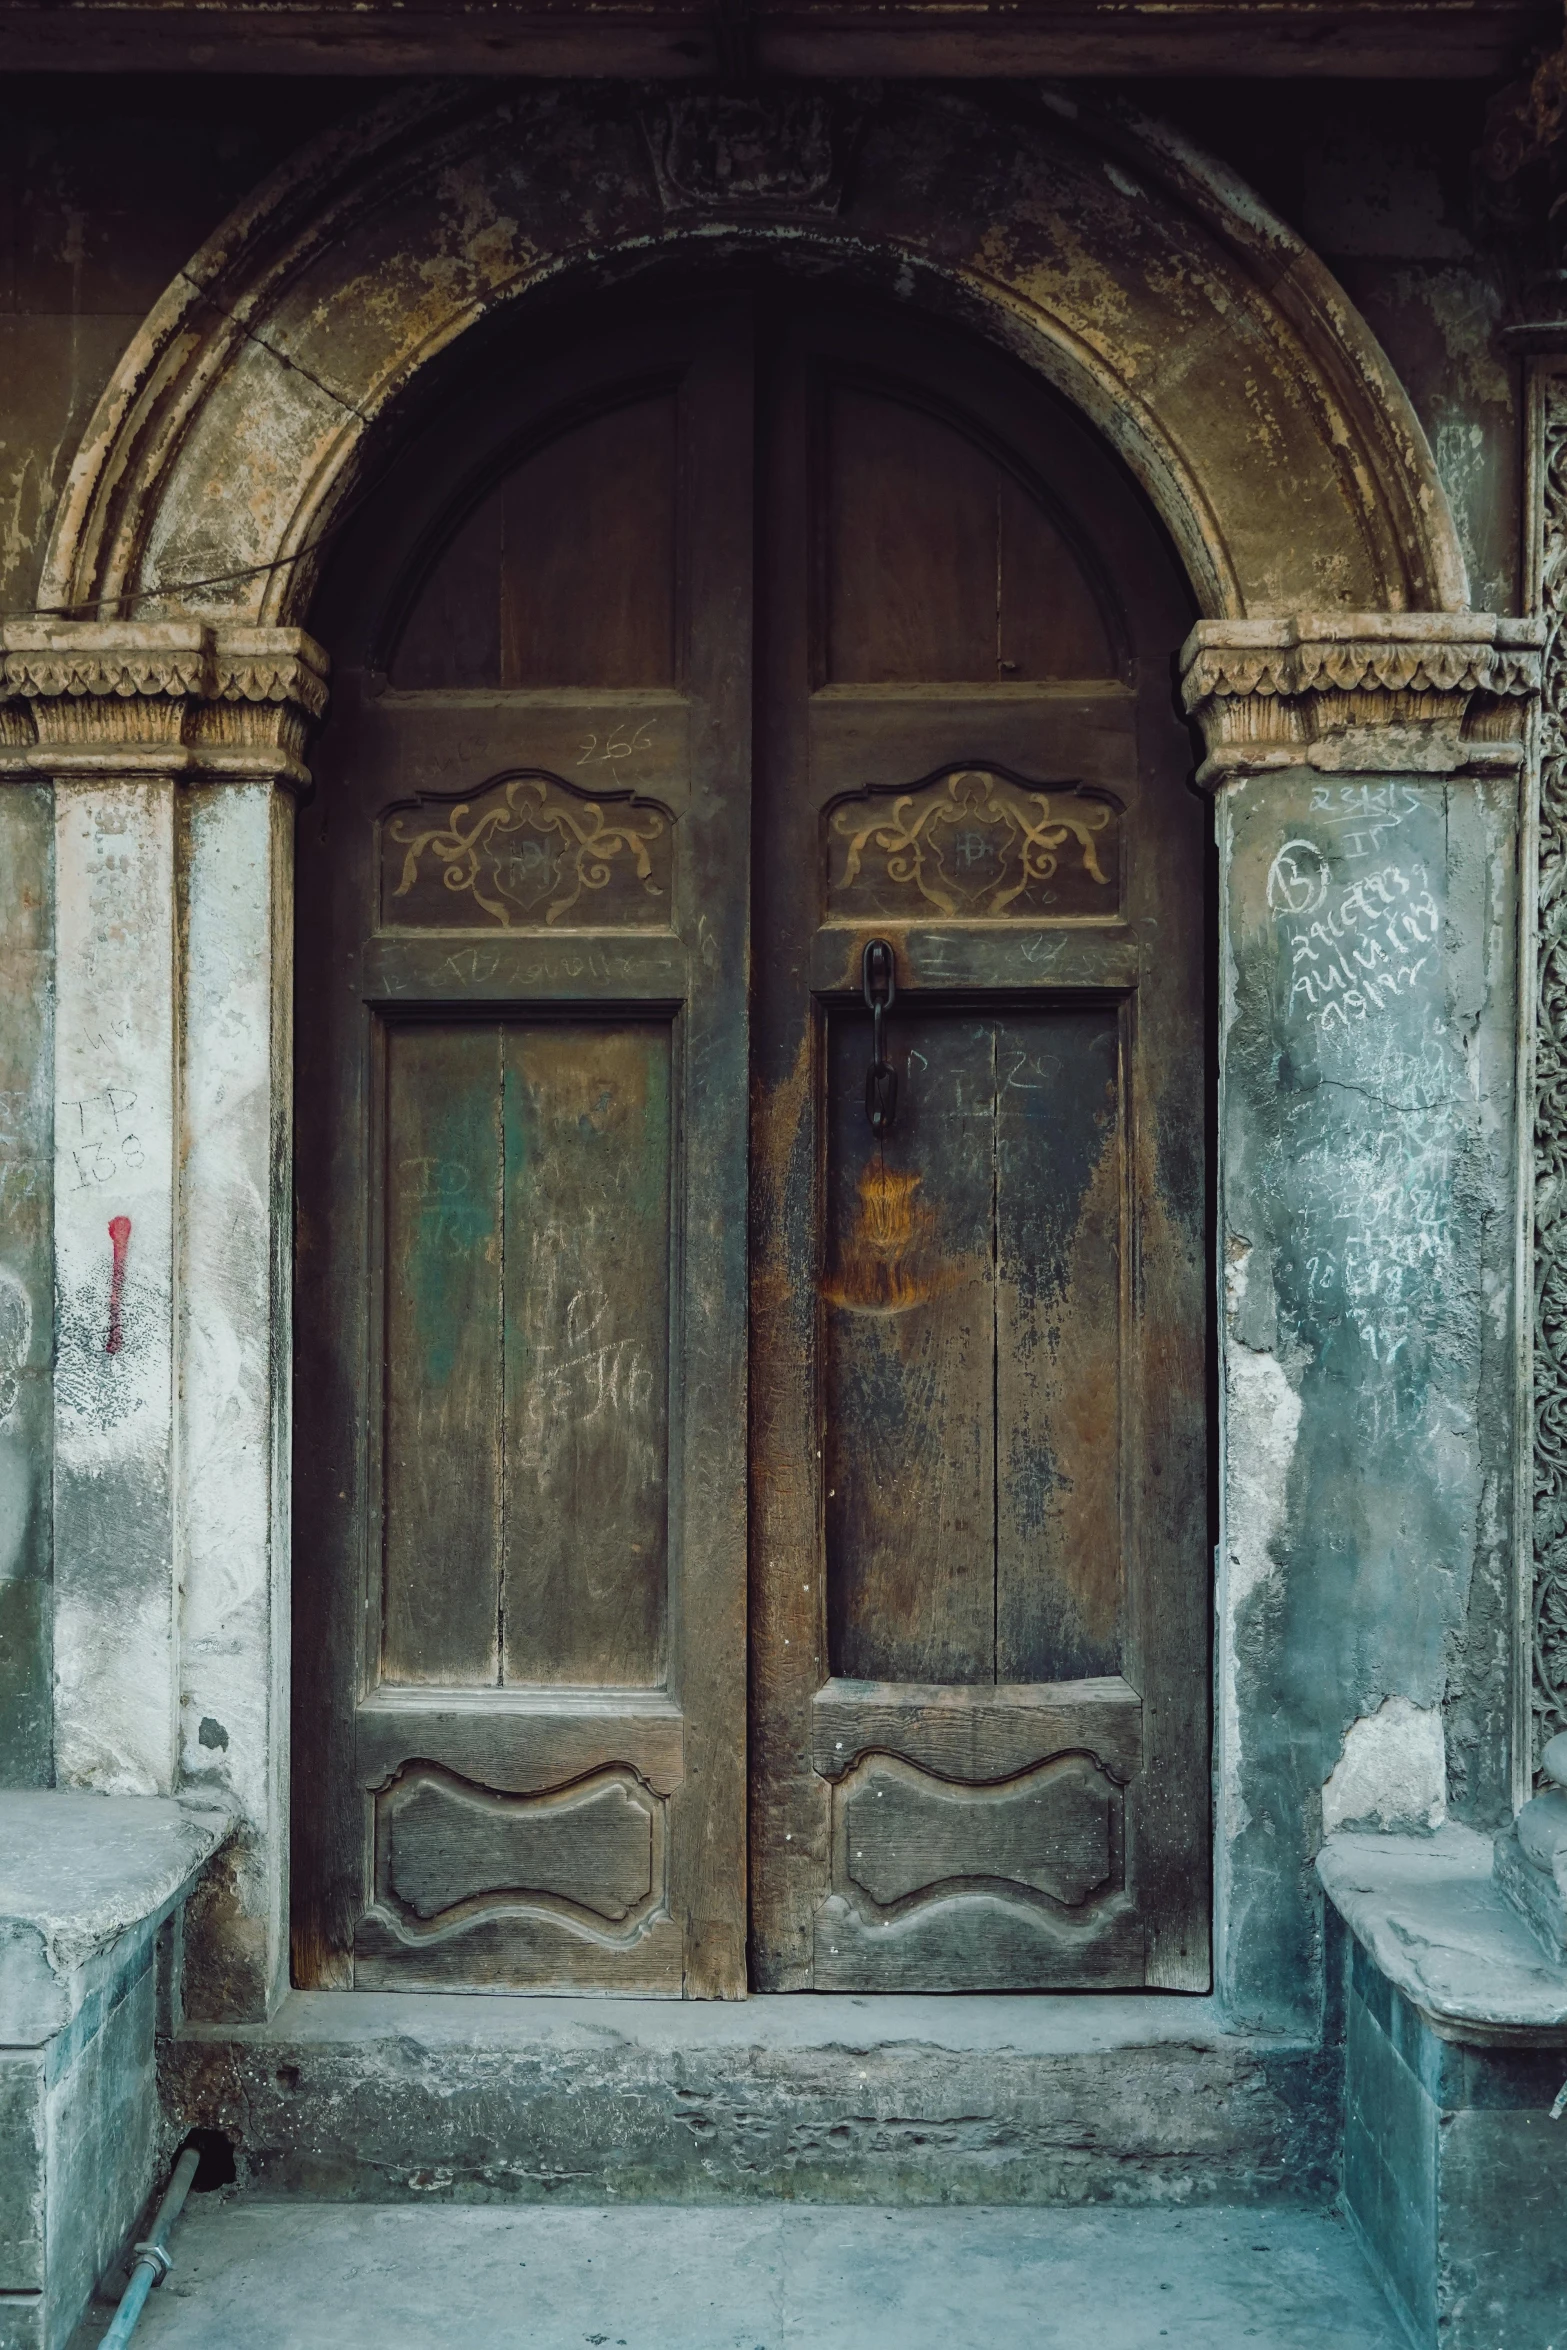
[357,1685,684,1796]
[995,1005,1125,1682]
[824,1011,996,1683]
[811,1674,1142,1784]
[380,1763,659,1923]
[837,1752,1117,1908]
[382,1020,503,1685]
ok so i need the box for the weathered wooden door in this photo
[293,305,754,1994]
[748,307,1209,1991]
[293,286,1209,1997]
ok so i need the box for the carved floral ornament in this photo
[385,772,672,929]
[1180,617,1542,790]
[0,621,329,783]
[827,768,1118,922]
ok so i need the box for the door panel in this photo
[392,389,680,691]
[294,308,752,1995]
[824,384,1117,683]
[749,303,1208,1992]
[380,1015,672,1690]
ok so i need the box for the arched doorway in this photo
[291,277,1209,1995]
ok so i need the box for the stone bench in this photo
[1320,1824,1567,2350]
[0,1793,230,2350]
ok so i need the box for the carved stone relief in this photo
[641,89,860,218]
[1535,372,1567,1768]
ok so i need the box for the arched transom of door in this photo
[292,286,1210,1998]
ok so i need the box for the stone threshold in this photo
[163,1988,1337,2208]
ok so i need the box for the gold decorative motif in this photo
[827,768,1116,921]
[386,772,671,929]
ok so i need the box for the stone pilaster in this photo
[0,620,327,2018]
[1180,613,1540,2031]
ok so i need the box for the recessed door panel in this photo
[379,1015,671,1691]
[392,391,680,690]
[822,1002,1124,1692]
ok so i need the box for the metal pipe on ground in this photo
[98,2145,201,2348]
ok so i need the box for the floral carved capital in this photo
[1180,614,1542,791]
[0,622,329,785]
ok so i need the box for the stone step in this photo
[68,2199,1403,2348]
[162,1991,1338,2206]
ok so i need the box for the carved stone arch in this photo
[41,79,1468,627]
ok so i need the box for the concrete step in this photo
[68,2200,1403,2349]
[162,1991,1338,2206]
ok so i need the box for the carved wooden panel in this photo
[382,771,673,930]
[375,1762,662,1929]
[836,1751,1118,1912]
[825,768,1120,923]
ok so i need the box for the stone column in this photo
[0,623,327,2020]
[1182,614,1540,2031]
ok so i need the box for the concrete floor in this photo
[70,2200,1404,2348]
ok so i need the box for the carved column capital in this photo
[1180,614,1542,791]
[0,621,329,787]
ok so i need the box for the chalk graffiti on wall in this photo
[1273,852,1439,1039]
[1264,797,1461,1436]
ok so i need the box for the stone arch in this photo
[41,79,1468,630]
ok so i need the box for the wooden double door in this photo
[293,285,1209,1998]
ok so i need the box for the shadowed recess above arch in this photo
[41,79,1468,628]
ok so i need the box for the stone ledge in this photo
[0,1793,231,2046]
[1317,1824,1567,2046]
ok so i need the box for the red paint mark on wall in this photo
[106,1216,131,1355]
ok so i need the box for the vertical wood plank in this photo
[825,1011,997,1684]
[995,1006,1125,1682]
[382,1020,502,1684]
[502,1022,671,1687]
[666,306,754,1996]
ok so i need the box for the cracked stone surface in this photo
[68,2200,1402,2349]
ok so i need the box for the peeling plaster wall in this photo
[0,78,352,1788]
[1158,82,1519,613]
[1217,768,1520,2033]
